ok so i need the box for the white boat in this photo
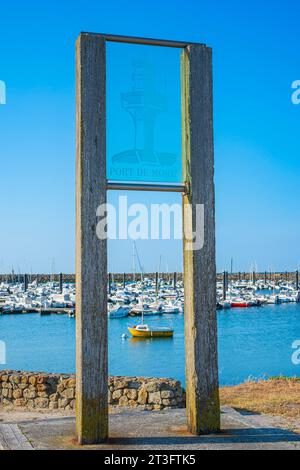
[161,304,180,314]
[108,306,130,319]
[130,303,162,316]
[264,295,280,304]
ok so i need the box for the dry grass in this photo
[220,378,300,425]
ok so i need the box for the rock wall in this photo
[0,371,185,411]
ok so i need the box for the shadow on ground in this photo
[10,408,300,450]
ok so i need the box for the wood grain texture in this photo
[76,33,108,444]
[181,44,220,435]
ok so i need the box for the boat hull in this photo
[128,327,173,338]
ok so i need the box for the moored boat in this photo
[230,299,259,308]
[231,301,249,308]
[108,305,130,319]
[128,324,174,338]
[161,304,180,314]
[130,303,162,316]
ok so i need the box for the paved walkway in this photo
[1,407,300,450]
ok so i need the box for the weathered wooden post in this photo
[76,33,108,444]
[181,44,220,434]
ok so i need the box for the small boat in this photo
[130,303,162,316]
[108,305,130,319]
[230,299,259,308]
[128,324,174,338]
[265,294,280,304]
[162,305,180,314]
[230,298,250,308]
[161,304,180,314]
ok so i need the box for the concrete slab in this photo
[0,407,298,450]
[0,423,33,450]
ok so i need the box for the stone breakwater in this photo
[0,371,185,411]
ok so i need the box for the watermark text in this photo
[292,340,300,365]
[0,80,6,105]
[96,197,205,251]
[0,341,6,365]
[291,80,300,105]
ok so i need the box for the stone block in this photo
[49,402,58,410]
[67,378,76,388]
[12,389,23,399]
[35,397,49,409]
[29,376,37,386]
[138,387,148,405]
[145,381,159,393]
[148,392,161,405]
[14,399,27,407]
[119,396,129,406]
[124,388,138,400]
[161,390,174,399]
[112,389,123,401]
[58,398,70,408]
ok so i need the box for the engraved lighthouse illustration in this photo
[112,59,178,178]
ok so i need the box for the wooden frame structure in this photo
[76,32,220,445]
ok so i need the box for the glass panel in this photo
[107,42,182,183]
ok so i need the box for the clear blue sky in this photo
[0,0,299,274]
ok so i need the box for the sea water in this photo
[0,303,299,386]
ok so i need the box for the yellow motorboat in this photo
[128,324,174,338]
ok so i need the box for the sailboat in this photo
[128,294,174,338]
[128,323,173,338]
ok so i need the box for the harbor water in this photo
[1,303,300,386]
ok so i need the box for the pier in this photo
[0,307,74,316]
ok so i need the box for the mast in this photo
[132,242,136,282]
